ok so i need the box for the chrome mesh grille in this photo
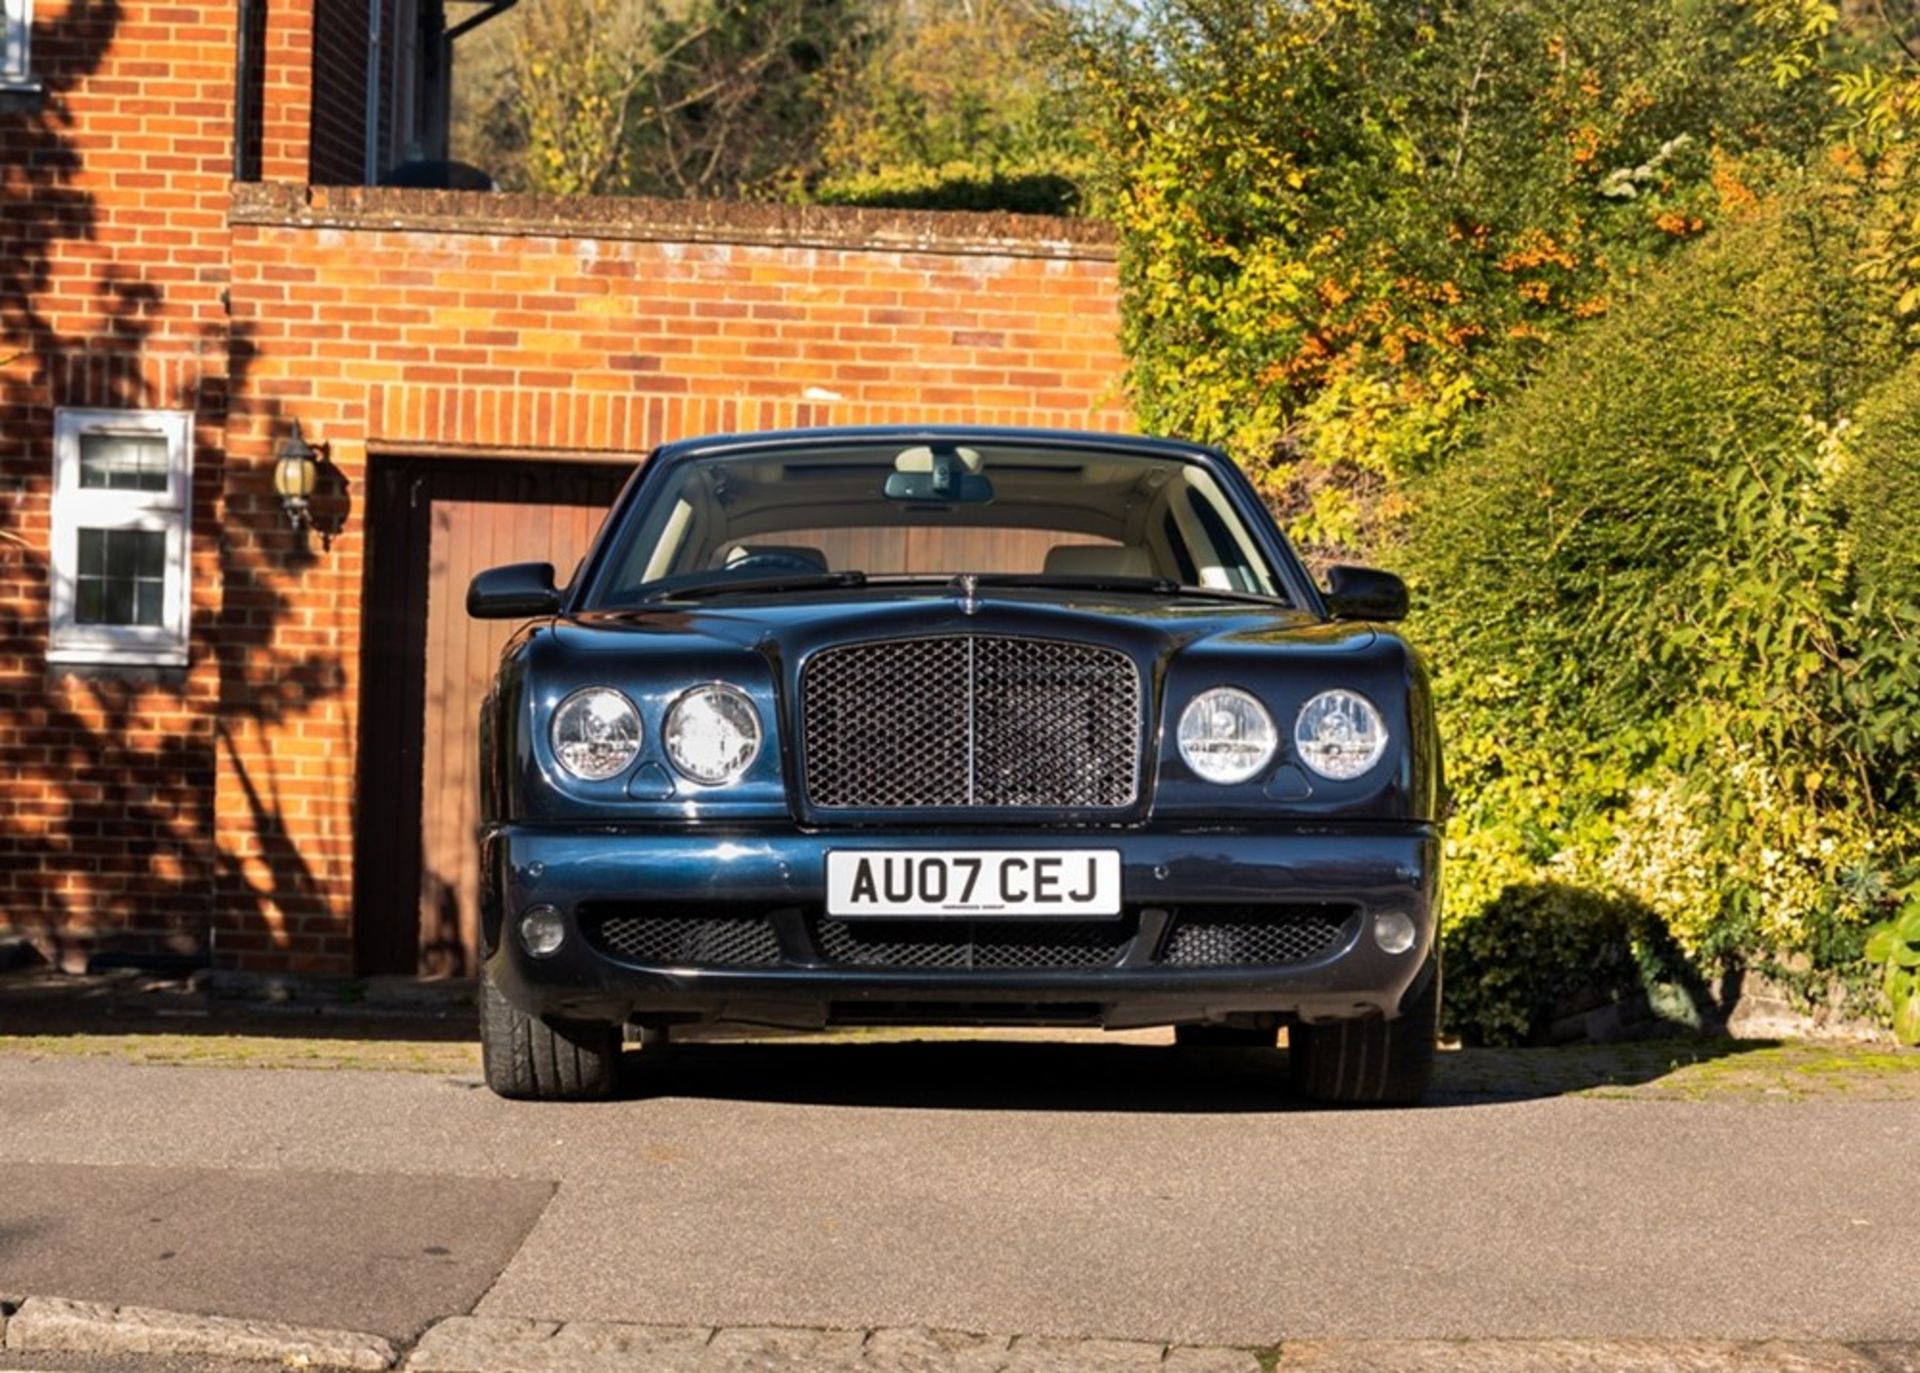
[812,917,1137,970]
[802,636,1141,810]
[1159,906,1357,968]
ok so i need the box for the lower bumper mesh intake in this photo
[811,917,1137,970]
[584,907,784,967]
[578,903,1361,972]
[1158,905,1358,967]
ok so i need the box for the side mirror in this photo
[1323,564,1408,622]
[468,562,560,620]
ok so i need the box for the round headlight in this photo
[664,684,762,785]
[550,687,642,781]
[1178,687,1278,784]
[1294,689,1390,780]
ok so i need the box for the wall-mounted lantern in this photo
[273,420,319,529]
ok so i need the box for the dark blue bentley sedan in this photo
[467,427,1442,1103]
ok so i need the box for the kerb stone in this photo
[1002,1334,1168,1371]
[1164,1346,1264,1373]
[3,1295,395,1370]
[860,1326,1014,1372]
[702,1326,868,1370]
[1277,1339,1884,1373]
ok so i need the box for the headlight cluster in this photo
[1178,686,1389,783]
[1177,687,1276,785]
[550,688,643,781]
[1294,688,1389,780]
[664,684,761,784]
[550,683,762,786]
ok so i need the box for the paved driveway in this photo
[0,1036,1914,1349]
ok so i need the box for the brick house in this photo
[0,1,1128,976]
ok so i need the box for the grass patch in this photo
[0,1032,481,1075]
[1437,1038,1920,1102]
[1,1027,1912,1102]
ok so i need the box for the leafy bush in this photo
[1442,884,1692,1046]
[799,0,1093,215]
[1840,360,1920,1040]
[1068,0,1838,558]
[1865,892,1920,1044]
[1405,186,1917,1029]
[1834,358,1920,819]
[810,160,1086,215]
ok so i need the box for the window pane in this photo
[77,527,105,576]
[101,577,135,625]
[2,0,26,81]
[136,530,166,578]
[134,579,165,627]
[74,528,167,627]
[79,432,170,492]
[105,530,140,578]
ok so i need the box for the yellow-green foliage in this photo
[1076,0,1920,1041]
[808,159,1089,216]
[1441,884,1677,1047]
[1843,355,1920,633]
[804,0,1092,213]
[1070,0,1826,560]
[1841,359,1920,1042]
[1404,187,1919,1042]
[1864,896,1920,1044]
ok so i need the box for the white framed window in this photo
[49,408,194,668]
[2,0,31,87]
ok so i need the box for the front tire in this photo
[479,969,621,1101]
[1288,956,1439,1106]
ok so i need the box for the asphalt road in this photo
[0,1039,1914,1349]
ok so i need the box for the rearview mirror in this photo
[885,445,994,503]
[1323,564,1408,622]
[468,562,560,620]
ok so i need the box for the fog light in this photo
[1373,911,1417,955]
[519,906,566,958]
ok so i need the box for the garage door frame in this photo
[352,453,633,976]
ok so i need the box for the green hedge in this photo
[1443,884,1702,1046]
[1841,358,1920,780]
[1404,187,1920,1042]
[809,159,1086,215]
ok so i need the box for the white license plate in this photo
[825,850,1122,918]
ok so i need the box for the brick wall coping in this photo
[229,183,1119,261]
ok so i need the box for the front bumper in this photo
[482,822,1440,1031]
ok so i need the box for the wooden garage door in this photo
[356,458,631,976]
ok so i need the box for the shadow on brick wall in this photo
[0,5,349,975]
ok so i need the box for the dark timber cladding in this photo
[355,457,629,976]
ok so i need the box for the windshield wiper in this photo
[1155,584,1293,607]
[961,573,1290,606]
[966,572,1185,595]
[635,569,868,601]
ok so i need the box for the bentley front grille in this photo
[801,635,1142,811]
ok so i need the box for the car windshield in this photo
[585,440,1288,607]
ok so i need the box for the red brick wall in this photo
[214,186,1127,972]
[3,18,1128,975]
[260,0,318,182]
[0,0,245,967]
